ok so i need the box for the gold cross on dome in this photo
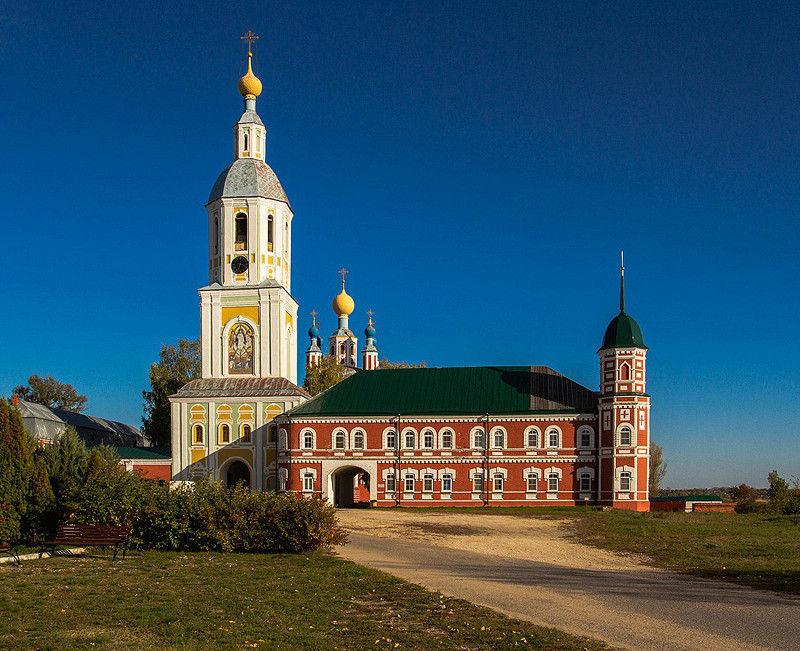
[338,268,349,288]
[310,310,318,325]
[241,30,259,54]
[366,309,374,325]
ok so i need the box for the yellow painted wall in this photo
[217,448,253,468]
[221,305,259,325]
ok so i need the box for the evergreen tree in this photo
[0,400,33,542]
[23,453,56,543]
[41,426,89,513]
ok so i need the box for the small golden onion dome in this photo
[332,289,355,316]
[238,52,262,98]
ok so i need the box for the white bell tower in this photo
[199,41,298,383]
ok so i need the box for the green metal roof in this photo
[600,311,647,350]
[288,366,598,418]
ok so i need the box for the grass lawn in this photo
[0,551,607,651]
[568,510,800,595]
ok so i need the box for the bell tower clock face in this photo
[231,256,249,274]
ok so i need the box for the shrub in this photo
[67,469,347,553]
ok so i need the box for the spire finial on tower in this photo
[620,251,626,313]
[338,267,349,290]
[310,309,318,327]
[367,309,374,326]
[237,31,263,99]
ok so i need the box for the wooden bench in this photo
[0,542,21,566]
[41,525,131,561]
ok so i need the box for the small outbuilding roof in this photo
[18,400,144,446]
[286,366,597,418]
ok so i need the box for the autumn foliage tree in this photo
[303,355,348,397]
[142,338,200,447]
[649,441,668,496]
[13,374,87,412]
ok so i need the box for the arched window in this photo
[619,426,632,447]
[242,129,249,152]
[192,424,204,444]
[492,429,505,449]
[219,424,231,444]
[578,427,593,448]
[234,212,247,250]
[267,214,274,251]
[440,430,453,449]
[525,428,539,448]
[214,216,219,254]
[547,428,560,448]
[228,322,254,375]
[255,131,261,154]
[422,430,434,449]
[267,424,277,443]
[303,430,314,449]
[240,424,252,443]
[620,363,630,381]
[334,430,346,450]
[385,429,396,449]
[404,430,415,449]
[472,428,485,448]
[353,430,365,449]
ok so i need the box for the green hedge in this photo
[67,460,347,553]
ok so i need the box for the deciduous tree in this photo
[142,338,200,447]
[13,374,87,412]
[649,441,668,496]
[378,359,427,369]
[303,355,347,397]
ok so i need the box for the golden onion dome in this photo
[332,289,355,316]
[237,52,262,98]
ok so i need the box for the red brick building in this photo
[276,270,650,511]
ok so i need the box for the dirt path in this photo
[335,510,799,651]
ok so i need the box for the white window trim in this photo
[525,469,540,492]
[300,428,315,450]
[470,427,485,449]
[351,428,366,450]
[490,427,506,450]
[524,426,540,449]
[616,424,634,447]
[421,428,436,450]
[422,473,435,493]
[332,428,347,450]
[382,427,397,450]
[402,428,418,450]
[577,426,594,449]
[438,428,455,449]
[615,465,636,493]
[546,426,562,449]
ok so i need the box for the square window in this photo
[619,472,632,492]
[472,473,483,493]
[548,474,559,492]
[386,474,396,493]
[527,474,538,492]
[303,474,314,491]
[404,476,415,492]
[579,475,591,492]
[493,475,503,492]
[423,474,434,492]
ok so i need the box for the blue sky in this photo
[1,1,798,487]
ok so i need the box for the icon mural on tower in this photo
[228,323,254,374]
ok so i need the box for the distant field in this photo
[0,551,607,650]
[569,510,800,595]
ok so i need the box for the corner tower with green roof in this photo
[597,254,650,511]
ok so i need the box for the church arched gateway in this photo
[224,459,251,489]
